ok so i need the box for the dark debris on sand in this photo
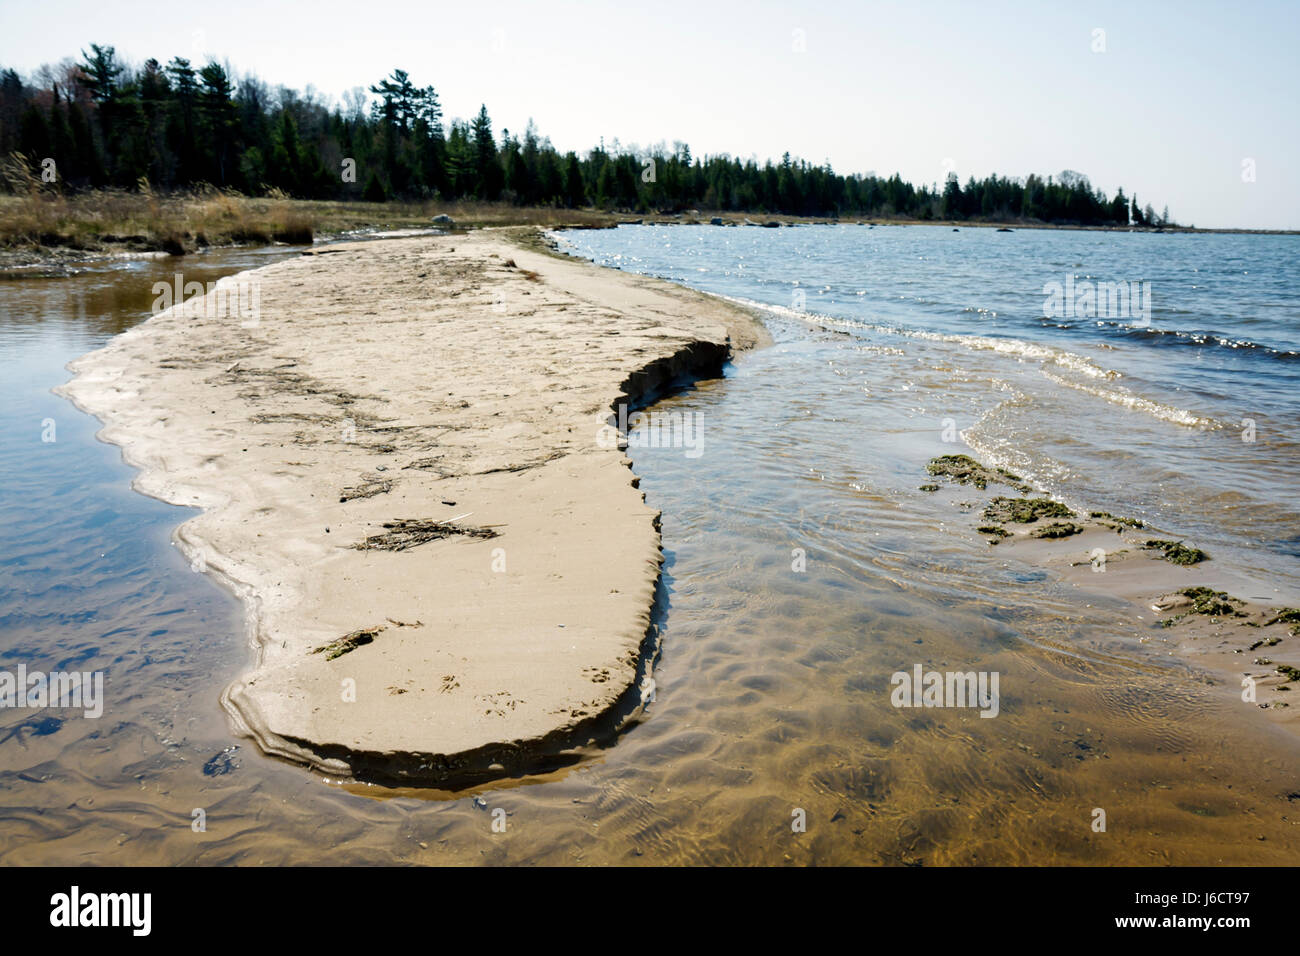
[312,625,383,660]
[982,496,1076,524]
[1143,538,1209,565]
[925,454,1032,493]
[353,518,499,552]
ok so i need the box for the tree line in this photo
[0,45,1173,226]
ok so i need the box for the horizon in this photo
[0,0,1296,230]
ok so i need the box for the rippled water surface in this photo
[1,227,1298,865]
[558,224,1300,591]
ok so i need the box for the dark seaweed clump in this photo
[1089,511,1146,531]
[982,496,1076,524]
[1264,608,1300,636]
[1158,587,1247,627]
[1179,586,1244,618]
[355,518,499,552]
[925,455,1032,493]
[203,746,241,776]
[1143,539,1209,565]
[1031,521,1084,539]
[312,626,383,660]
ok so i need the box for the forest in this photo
[0,45,1174,227]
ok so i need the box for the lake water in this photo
[556,224,1300,593]
[1,225,1298,865]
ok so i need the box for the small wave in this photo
[961,391,1077,501]
[726,294,1120,381]
[892,327,1118,380]
[707,293,1227,431]
[1039,370,1219,428]
[1110,322,1300,360]
[1038,310,1300,360]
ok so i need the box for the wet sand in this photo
[55,228,769,783]
[917,456,1300,733]
[6,242,1300,865]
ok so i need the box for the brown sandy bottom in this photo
[919,454,1300,730]
[5,233,1298,865]
[5,364,1299,866]
[6,514,1299,865]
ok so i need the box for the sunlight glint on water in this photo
[0,229,1298,865]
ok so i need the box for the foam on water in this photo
[2,227,1299,865]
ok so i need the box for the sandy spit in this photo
[56,228,770,784]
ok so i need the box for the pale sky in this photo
[1,0,1296,229]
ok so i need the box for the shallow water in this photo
[557,224,1300,594]
[1,228,1299,865]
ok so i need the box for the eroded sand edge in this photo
[56,228,769,783]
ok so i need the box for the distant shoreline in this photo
[2,193,1295,276]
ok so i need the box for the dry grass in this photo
[0,153,918,261]
[0,152,619,255]
[0,190,618,254]
[0,152,867,258]
[284,198,617,233]
[0,158,321,252]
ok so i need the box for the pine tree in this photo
[1111,188,1129,225]
[942,173,962,219]
[363,170,386,202]
[165,58,199,183]
[470,104,499,199]
[564,152,586,207]
[198,62,238,186]
[77,44,122,104]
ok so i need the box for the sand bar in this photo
[57,228,769,783]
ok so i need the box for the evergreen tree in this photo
[363,170,386,202]
[165,57,199,183]
[0,47,1176,225]
[941,174,962,219]
[563,151,585,207]
[77,44,122,104]
[1111,188,1129,225]
[198,62,238,185]
[470,104,499,199]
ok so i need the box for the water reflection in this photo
[1,237,1298,865]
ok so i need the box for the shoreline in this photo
[56,227,770,785]
[7,210,1296,278]
[49,223,1297,790]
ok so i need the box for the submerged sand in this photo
[916,457,1300,733]
[57,228,768,783]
